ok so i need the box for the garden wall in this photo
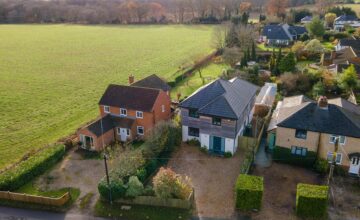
[116,189,194,209]
[0,191,70,207]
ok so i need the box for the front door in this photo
[211,136,224,154]
[349,156,360,175]
[120,128,128,142]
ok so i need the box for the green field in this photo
[0,24,214,170]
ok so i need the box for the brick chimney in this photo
[129,74,134,85]
[318,96,328,109]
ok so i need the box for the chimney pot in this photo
[318,96,328,109]
[129,74,134,85]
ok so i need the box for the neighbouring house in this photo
[300,16,313,24]
[268,95,360,176]
[254,83,277,117]
[179,78,258,155]
[334,15,360,31]
[322,39,360,76]
[130,74,171,96]
[260,23,307,46]
[77,75,171,151]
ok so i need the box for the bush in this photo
[296,183,328,218]
[153,167,192,200]
[273,146,317,167]
[224,152,233,158]
[199,146,208,153]
[0,144,65,191]
[186,139,200,147]
[235,174,263,211]
[143,186,155,196]
[136,168,147,182]
[314,159,329,174]
[98,178,127,201]
[125,176,144,198]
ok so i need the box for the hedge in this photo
[273,146,317,167]
[0,144,65,191]
[296,183,329,218]
[235,174,263,211]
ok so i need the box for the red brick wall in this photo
[77,128,114,151]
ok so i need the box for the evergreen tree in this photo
[269,49,276,75]
[312,81,325,98]
[279,52,296,73]
[251,41,256,61]
[246,47,251,63]
[274,48,282,75]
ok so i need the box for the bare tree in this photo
[211,25,228,50]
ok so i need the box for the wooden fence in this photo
[0,191,70,207]
[116,189,194,209]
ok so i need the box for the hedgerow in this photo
[0,144,65,191]
[273,146,317,167]
[235,174,263,211]
[296,183,329,218]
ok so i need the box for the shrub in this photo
[98,178,127,201]
[136,168,147,182]
[153,167,192,200]
[125,176,144,198]
[273,146,317,167]
[314,159,329,174]
[200,146,208,153]
[187,139,200,147]
[235,174,263,211]
[224,152,233,158]
[296,183,329,218]
[143,186,155,196]
[0,144,65,191]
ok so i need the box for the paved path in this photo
[0,206,108,220]
[254,138,272,168]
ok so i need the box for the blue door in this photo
[210,136,225,154]
[269,133,276,150]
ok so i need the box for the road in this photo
[0,206,108,220]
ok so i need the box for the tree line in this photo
[0,0,315,24]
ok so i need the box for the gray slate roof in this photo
[335,15,359,22]
[262,24,307,40]
[86,114,135,137]
[278,102,360,138]
[131,74,171,91]
[179,78,258,119]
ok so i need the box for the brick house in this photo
[268,95,360,176]
[77,75,171,151]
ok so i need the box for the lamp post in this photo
[103,153,112,204]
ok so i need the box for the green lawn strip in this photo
[0,24,215,170]
[95,199,192,220]
[79,192,95,210]
[321,42,334,51]
[170,62,229,99]
[256,43,291,53]
[0,182,80,211]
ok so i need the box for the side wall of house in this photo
[275,127,320,152]
[78,128,115,151]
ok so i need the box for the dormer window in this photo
[120,108,127,116]
[104,106,110,113]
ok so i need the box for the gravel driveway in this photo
[168,144,245,219]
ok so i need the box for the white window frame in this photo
[136,111,143,119]
[291,146,307,156]
[120,108,127,116]
[104,106,110,113]
[329,135,346,145]
[327,152,343,165]
[117,127,121,135]
[161,105,165,113]
[137,126,144,135]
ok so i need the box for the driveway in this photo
[167,144,245,219]
[251,162,323,220]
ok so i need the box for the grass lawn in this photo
[0,24,214,170]
[322,41,335,51]
[95,199,192,220]
[171,62,229,99]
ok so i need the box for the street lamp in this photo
[103,153,112,204]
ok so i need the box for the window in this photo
[291,146,307,156]
[295,129,307,139]
[104,106,110,113]
[83,135,94,149]
[329,135,346,145]
[126,129,130,136]
[188,127,199,137]
[327,152,342,165]
[189,109,199,118]
[137,126,144,135]
[136,111,143,119]
[212,117,221,126]
[120,108,127,116]
[117,128,121,134]
[161,105,165,113]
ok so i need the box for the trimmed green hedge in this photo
[273,146,317,167]
[296,183,329,218]
[235,174,263,211]
[0,144,65,191]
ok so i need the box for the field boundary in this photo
[0,191,70,207]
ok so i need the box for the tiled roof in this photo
[99,84,160,112]
[262,24,307,40]
[180,78,258,119]
[86,115,135,137]
[335,15,359,22]
[131,74,171,91]
[339,39,360,51]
